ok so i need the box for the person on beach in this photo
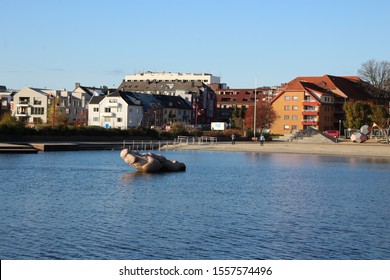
[259,134,265,146]
[231,133,236,145]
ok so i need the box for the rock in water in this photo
[120,149,186,173]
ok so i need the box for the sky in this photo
[1,0,390,90]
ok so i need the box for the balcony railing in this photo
[102,112,114,117]
[302,110,318,116]
[302,120,318,125]
[15,112,29,116]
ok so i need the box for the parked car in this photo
[324,130,339,137]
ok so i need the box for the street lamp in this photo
[338,119,342,138]
[253,79,257,138]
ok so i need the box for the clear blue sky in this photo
[1,0,390,90]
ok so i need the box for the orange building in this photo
[270,75,373,135]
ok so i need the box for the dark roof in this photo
[110,90,191,111]
[0,85,7,92]
[107,91,142,106]
[151,94,191,110]
[88,95,105,104]
[117,80,210,95]
[327,75,372,101]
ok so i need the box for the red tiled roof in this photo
[277,75,372,100]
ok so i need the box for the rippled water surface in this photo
[1,150,389,259]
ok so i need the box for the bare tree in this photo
[358,59,390,92]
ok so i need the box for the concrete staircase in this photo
[279,128,337,144]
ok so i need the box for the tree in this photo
[370,104,389,128]
[343,101,372,129]
[344,101,378,129]
[47,97,68,127]
[358,59,390,102]
[0,113,21,127]
[244,98,277,134]
[231,106,245,129]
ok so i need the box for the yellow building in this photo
[270,75,373,135]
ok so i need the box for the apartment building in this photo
[118,79,216,125]
[88,91,143,129]
[0,85,12,116]
[270,75,373,135]
[71,85,105,125]
[88,91,192,129]
[12,87,54,125]
[124,71,221,85]
[214,87,275,123]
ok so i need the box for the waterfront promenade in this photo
[169,140,390,159]
[1,139,390,158]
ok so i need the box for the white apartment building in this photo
[88,91,143,129]
[124,71,221,85]
[12,87,54,125]
[70,85,102,124]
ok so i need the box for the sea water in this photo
[0,150,389,259]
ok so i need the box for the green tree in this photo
[231,106,245,129]
[47,97,68,127]
[343,101,372,128]
[370,104,389,128]
[0,113,21,127]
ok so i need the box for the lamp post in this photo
[253,79,257,138]
[338,119,342,138]
[154,111,157,127]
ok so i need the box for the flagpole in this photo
[253,78,257,138]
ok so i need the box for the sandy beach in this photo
[169,139,390,159]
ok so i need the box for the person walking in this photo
[259,134,265,146]
[231,133,236,145]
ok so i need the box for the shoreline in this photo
[167,140,390,159]
[1,140,390,159]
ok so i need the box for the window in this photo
[284,125,290,130]
[284,105,290,110]
[117,118,123,122]
[93,107,99,112]
[292,115,298,120]
[93,117,99,122]
[284,96,290,100]
[284,115,289,120]
[292,106,298,111]
[33,97,42,105]
[31,107,44,115]
[292,125,297,130]
[293,96,298,101]
[105,107,111,113]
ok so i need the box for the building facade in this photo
[12,87,52,125]
[88,91,143,129]
[124,71,221,85]
[0,86,12,116]
[117,80,216,126]
[214,87,275,125]
[270,75,373,135]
